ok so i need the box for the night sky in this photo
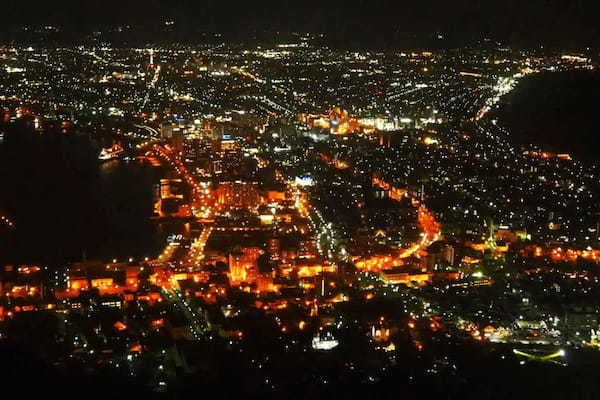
[3,0,600,48]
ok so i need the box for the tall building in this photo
[171,130,184,153]
[148,48,154,66]
[268,238,281,260]
[161,123,173,139]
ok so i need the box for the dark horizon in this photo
[2,0,600,50]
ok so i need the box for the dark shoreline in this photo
[495,69,600,162]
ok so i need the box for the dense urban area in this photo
[1,24,600,399]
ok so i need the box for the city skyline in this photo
[1,6,600,399]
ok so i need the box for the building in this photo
[216,181,260,211]
[228,247,262,285]
[160,123,173,139]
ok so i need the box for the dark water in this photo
[496,69,600,162]
[0,122,162,266]
[93,159,162,262]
